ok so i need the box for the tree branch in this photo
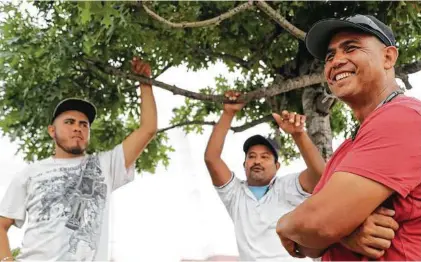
[232,114,273,132]
[399,74,413,90]
[142,2,254,28]
[395,60,421,90]
[153,62,173,79]
[158,120,216,133]
[255,0,306,41]
[396,60,421,76]
[157,114,273,133]
[84,57,326,103]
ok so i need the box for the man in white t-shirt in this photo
[204,91,399,261]
[0,57,157,261]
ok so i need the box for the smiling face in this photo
[48,110,91,157]
[244,144,280,186]
[324,31,392,103]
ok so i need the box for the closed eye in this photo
[325,52,334,62]
[345,45,358,53]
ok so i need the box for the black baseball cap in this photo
[243,135,279,162]
[51,98,97,124]
[306,14,396,60]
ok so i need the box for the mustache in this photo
[251,165,264,170]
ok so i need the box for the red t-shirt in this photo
[313,96,421,261]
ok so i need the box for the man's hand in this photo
[223,91,245,115]
[131,57,152,78]
[341,207,399,259]
[279,234,306,258]
[272,110,306,135]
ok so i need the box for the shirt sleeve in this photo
[98,144,135,191]
[214,172,241,218]
[0,169,28,228]
[335,104,421,197]
[277,172,311,207]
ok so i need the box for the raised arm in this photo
[0,217,14,261]
[122,57,158,169]
[204,91,244,187]
[272,111,325,193]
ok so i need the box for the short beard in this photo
[55,131,86,156]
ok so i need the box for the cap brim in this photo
[305,19,386,60]
[52,99,96,124]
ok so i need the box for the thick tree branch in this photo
[246,73,325,101]
[396,60,421,76]
[255,1,306,40]
[84,57,326,103]
[395,60,421,90]
[142,2,254,28]
[158,114,273,133]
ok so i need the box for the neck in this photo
[347,81,400,123]
[54,148,85,159]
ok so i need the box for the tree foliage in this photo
[0,1,420,172]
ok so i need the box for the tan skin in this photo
[276,32,400,258]
[205,90,323,190]
[48,111,91,158]
[205,90,398,259]
[0,57,157,260]
[244,144,280,186]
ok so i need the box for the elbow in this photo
[143,126,158,138]
[204,152,221,168]
[204,154,215,165]
[301,217,342,248]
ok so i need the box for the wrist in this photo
[0,256,14,262]
[291,132,305,140]
[222,110,237,117]
[140,83,152,88]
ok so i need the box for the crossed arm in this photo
[277,172,394,257]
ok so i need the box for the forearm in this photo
[204,112,235,160]
[277,210,337,249]
[139,85,158,135]
[293,132,325,192]
[0,228,13,261]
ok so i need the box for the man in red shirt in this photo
[276,14,421,261]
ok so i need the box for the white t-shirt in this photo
[0,144,134,261]
[216,172,310,262]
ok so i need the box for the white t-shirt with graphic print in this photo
[0,144,134,261]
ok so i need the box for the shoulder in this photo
[360,96,421,133]
[94,144,124,161]
[373,96,421,119]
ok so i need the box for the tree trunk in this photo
[302,85,335,160]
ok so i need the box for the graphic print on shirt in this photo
[32,155,107,260]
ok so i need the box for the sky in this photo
[1,62,421,261]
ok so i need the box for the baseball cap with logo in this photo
[306,14,396,60]
[51,98,97,124]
